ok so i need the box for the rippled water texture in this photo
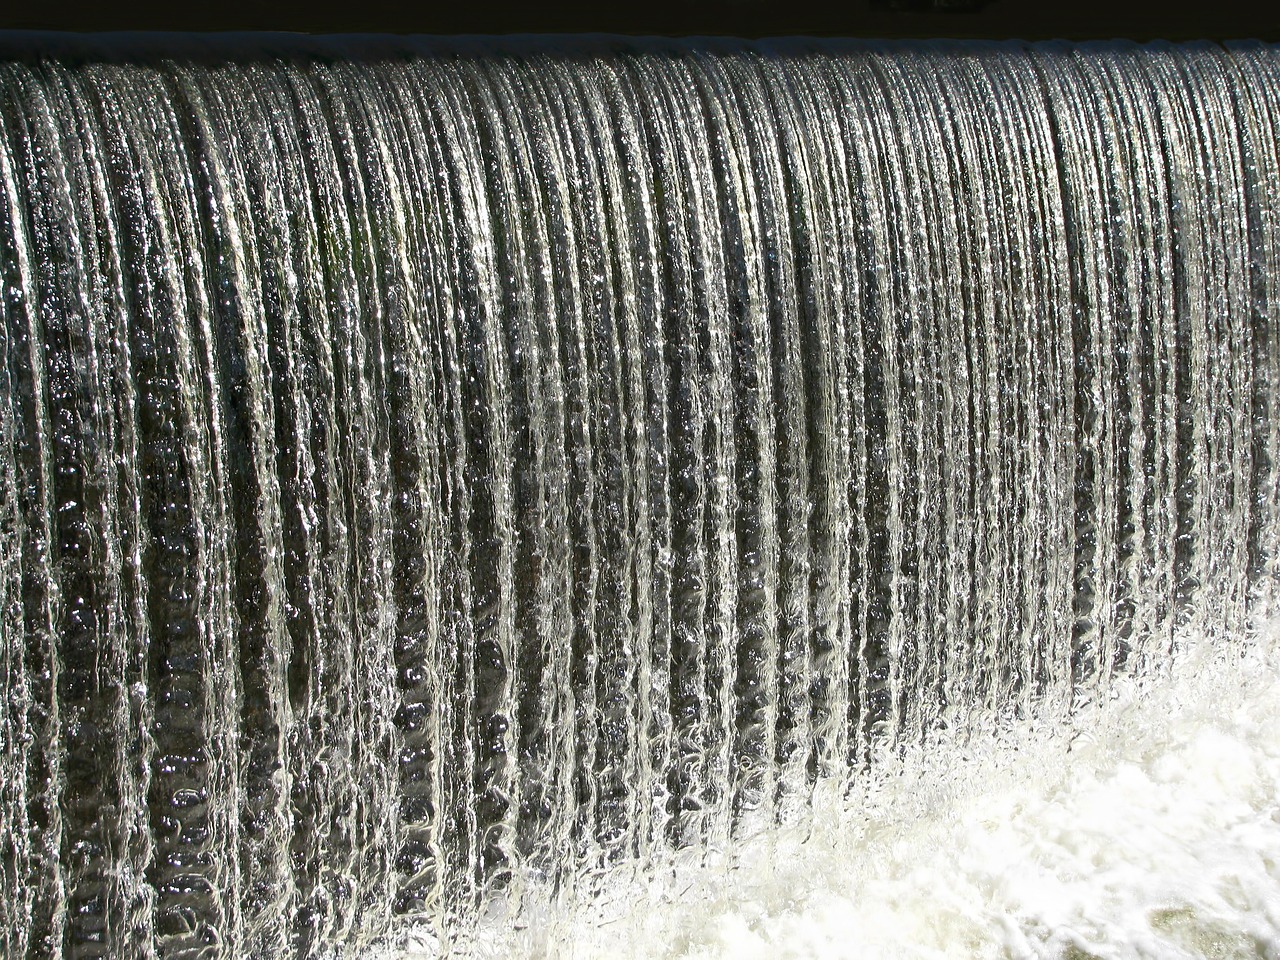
[1,37,1278,958]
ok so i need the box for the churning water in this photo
[0,36,1278,959]
[411,629,1280,960]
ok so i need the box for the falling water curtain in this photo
[0,36,1278,958]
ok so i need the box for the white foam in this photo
[384,624,1280,959]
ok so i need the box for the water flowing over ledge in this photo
[0,38,1278,958]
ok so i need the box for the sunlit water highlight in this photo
[389,623,1280,959]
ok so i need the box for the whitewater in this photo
[387,624,1280,960]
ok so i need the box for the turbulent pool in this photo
[403,625,1280,960]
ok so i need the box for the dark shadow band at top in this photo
[0,0,1276,43]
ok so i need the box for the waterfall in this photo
[0,36,1277,959]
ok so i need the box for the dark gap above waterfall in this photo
[0,0,1277,41]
